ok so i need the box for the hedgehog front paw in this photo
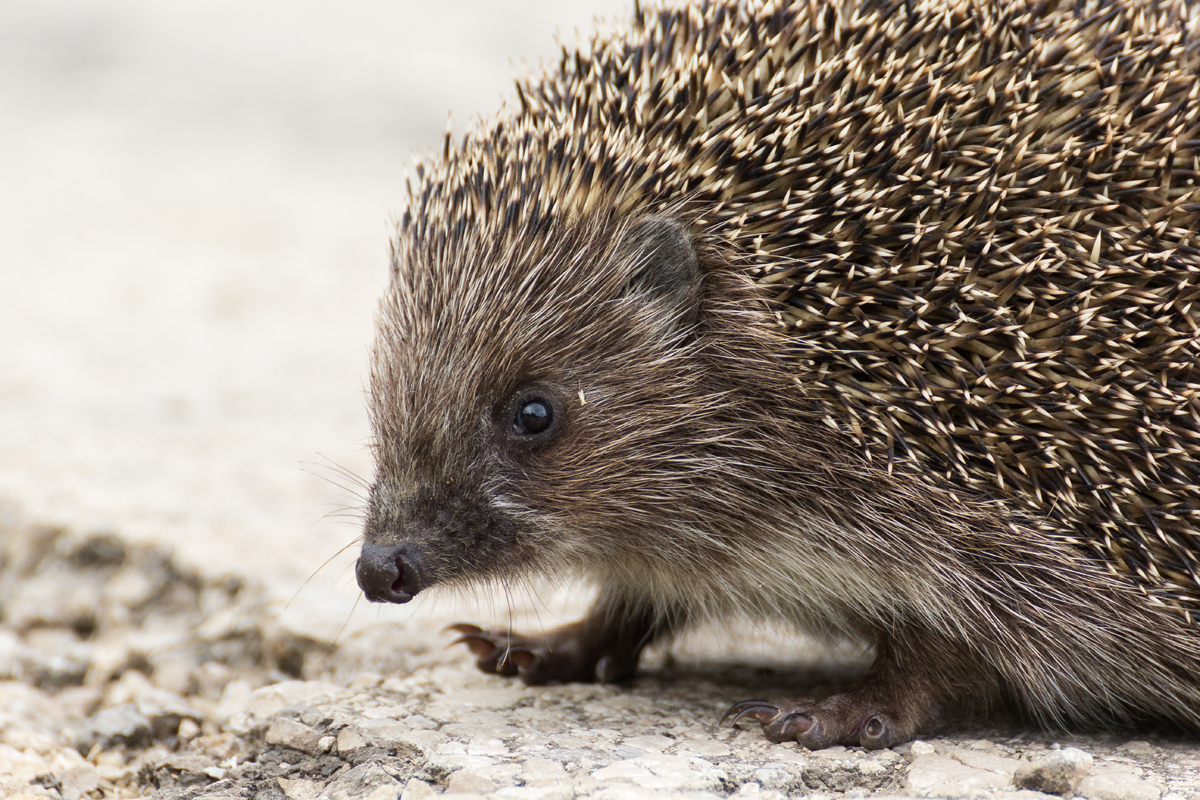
[723,691,933,750]
[447,622,638,685]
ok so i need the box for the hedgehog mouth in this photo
[355,541,426,604]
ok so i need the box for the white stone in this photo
[399,778,436,800]
[476,763,523,784]
[320,762,404,800]
[520,757,568,785]
[360,718,418,749]
[465,738,508,757]
[586,753,725,792]
[336,726,369,755]
[57,763,101,800]
[591,759,654,781]
[1077,762,1162,800]
[0,743,57,782]
[733,781,790,800]
[0,632,21,680]
[576,727,618,743]
[432,687,526,710]
[584,782,692,800]
[603,695,657,714]
[46,748,88,773]
[266,718,323,755]
[425,753,501,773]
[397,729,450,755]
[350,673,384,691]
[769,747,807,767]
[1013,746,1092,795]
[856,759,888,776]
[441,722,521,741]
[177,718,201,740]
[910,740,937,756]
[360,705,403,720]
[622,734,675,753]
[905,754,1011,798]
[542,733,593,749]
[813,745,851,758]
[277,777,324,800]
[405,715,438,730]
[493,785,578,800]
[2,729,59,755]
[752,764,805,793]
[214,680,253,725]
[951,748,1022,775]
[683,739,732,758]
[641,752,710,778]
[246,681,342,719]
[447,771,497,794]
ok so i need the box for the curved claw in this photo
[449,632,499,658]
[721,699,779,726]
[501,647,538,672]
[444,622,484,636]
[765,710,815,741]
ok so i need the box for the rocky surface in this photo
[3,519,1200,800]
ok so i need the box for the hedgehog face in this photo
[356,215,732,603]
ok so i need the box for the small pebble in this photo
[1013,747,1092,794]
[265,718,323,756]
[1119,741,1157,756]
[446,770,496,794]
[400,778,437,800]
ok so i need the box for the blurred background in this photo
[0,0,631,640]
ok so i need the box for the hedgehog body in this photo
[356,0,1200,748]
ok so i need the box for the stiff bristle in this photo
[400,0,1200,617]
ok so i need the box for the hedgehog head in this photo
[355,210,783,603]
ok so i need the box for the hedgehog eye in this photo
[514,398,553,436]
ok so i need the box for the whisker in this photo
[287,538,363,611]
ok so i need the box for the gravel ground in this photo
[3,518,1200,799]
[4,2,1200,798]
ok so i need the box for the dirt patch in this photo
[0,516,441,799]
[6,516,1200,800]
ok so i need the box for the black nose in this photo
[356,541,425,603]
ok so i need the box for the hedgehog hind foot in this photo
[724,633,972,749]
[724,685,939,749]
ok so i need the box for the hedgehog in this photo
[353,0,1200,749]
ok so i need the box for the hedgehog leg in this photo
[725,634,965,749]
[448,587,680,685]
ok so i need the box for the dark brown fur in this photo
[356,0,1200,748]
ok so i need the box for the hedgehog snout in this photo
[356,540,426,604]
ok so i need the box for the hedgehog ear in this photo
[614,215,701,326]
